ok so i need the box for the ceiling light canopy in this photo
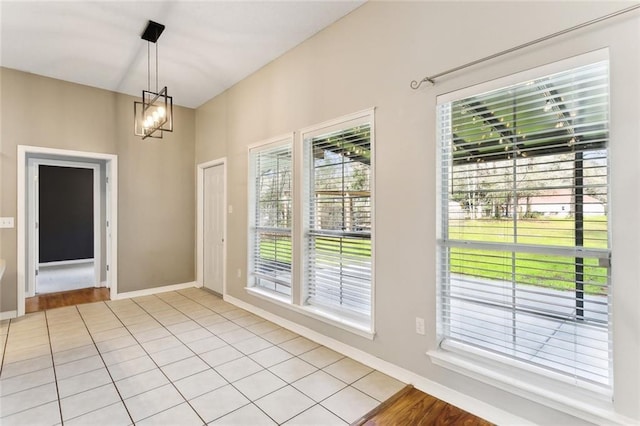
[134,20,173,140]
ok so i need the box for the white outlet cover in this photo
[0,217,15,228]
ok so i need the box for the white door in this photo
[203,164,225,294]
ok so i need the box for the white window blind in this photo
[437,60,611,391]
[304,115,373,321]
[249,140,293,296]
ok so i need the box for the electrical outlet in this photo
[237,268,242,278]
[228,205,233,214]
[415,317,425,335]
[0,217,14,229]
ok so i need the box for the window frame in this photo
[245,109,376,338]
[431,49,614,403]
[300,109,376,332]
[248,134,294,302]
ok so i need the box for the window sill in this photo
[245,286,375,340]
[427,346,631,425]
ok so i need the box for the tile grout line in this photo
[175,292,308,424]
[44,309,65,425]
[0,314,65,422]
[177,290,360,422]
[0,319,11,378]
[72,302,136,425]
[108,295,209,424]
[3,290,394,425]
[138,293,303,424]
[133,293,290,424]
[173,290,295,424]
[176,289,366,424]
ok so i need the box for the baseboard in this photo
[0,310,17,321]
[115,281,197,300]
[224,294,530,426]
[39,259,94,267]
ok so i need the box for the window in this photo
[249,137,293,298]
[246,110,375,336]
[303,111,374,325]
[436,59,611,392]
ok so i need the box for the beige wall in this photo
[0,68,196,311]
[195,1,640,424]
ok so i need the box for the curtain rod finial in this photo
[410,77,435,90]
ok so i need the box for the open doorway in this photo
[30,160,100,295]
[17,146,118,317]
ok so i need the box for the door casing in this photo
[28,159,101,296]
[17,145,118,316]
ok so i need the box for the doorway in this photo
[197,159,226,296]
[29,159,100,295]
[17,146,118,317]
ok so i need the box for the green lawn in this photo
[257,218,609,295]
[448,217,608,248]
[449,217,608,295]
[258,235,371,265]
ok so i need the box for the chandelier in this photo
[134,20,173,140]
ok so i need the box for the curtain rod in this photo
[410,4,640,90]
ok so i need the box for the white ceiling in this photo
[0,1,364,108]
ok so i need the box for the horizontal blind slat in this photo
[250,141,293,296]
[438,60,611,389]
[306,120,372,319]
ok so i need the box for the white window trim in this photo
[432,49,614,416]
[247,134,295,302]
[300,108,376,334]
[246,286,375,339]
[244,108,376,338]
[427,349,620,425]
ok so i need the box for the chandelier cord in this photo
[155,42,159,93]
[147,41,150,93]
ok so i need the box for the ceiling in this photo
[0,1,364,108]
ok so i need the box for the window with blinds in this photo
[436,60,611,391]
[249,139,293,297]
[303,112,373,323]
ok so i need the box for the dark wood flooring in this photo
[25,287,110,313]
[354,385,493,426]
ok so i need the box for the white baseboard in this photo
[115,281,197,300]
[39,259,94,267]
[224,294,530,426]
[0,310,17,321]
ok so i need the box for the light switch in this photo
[228,205,233,214]
[0,217,14,229]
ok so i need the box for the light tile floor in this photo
[0,288,405,425]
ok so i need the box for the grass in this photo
[257,217,609,295]
[449,217,608,295]
[258,234,371,266]
[448,217,608,249]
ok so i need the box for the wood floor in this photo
[25,287,110,313]
[355,385,493,426]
